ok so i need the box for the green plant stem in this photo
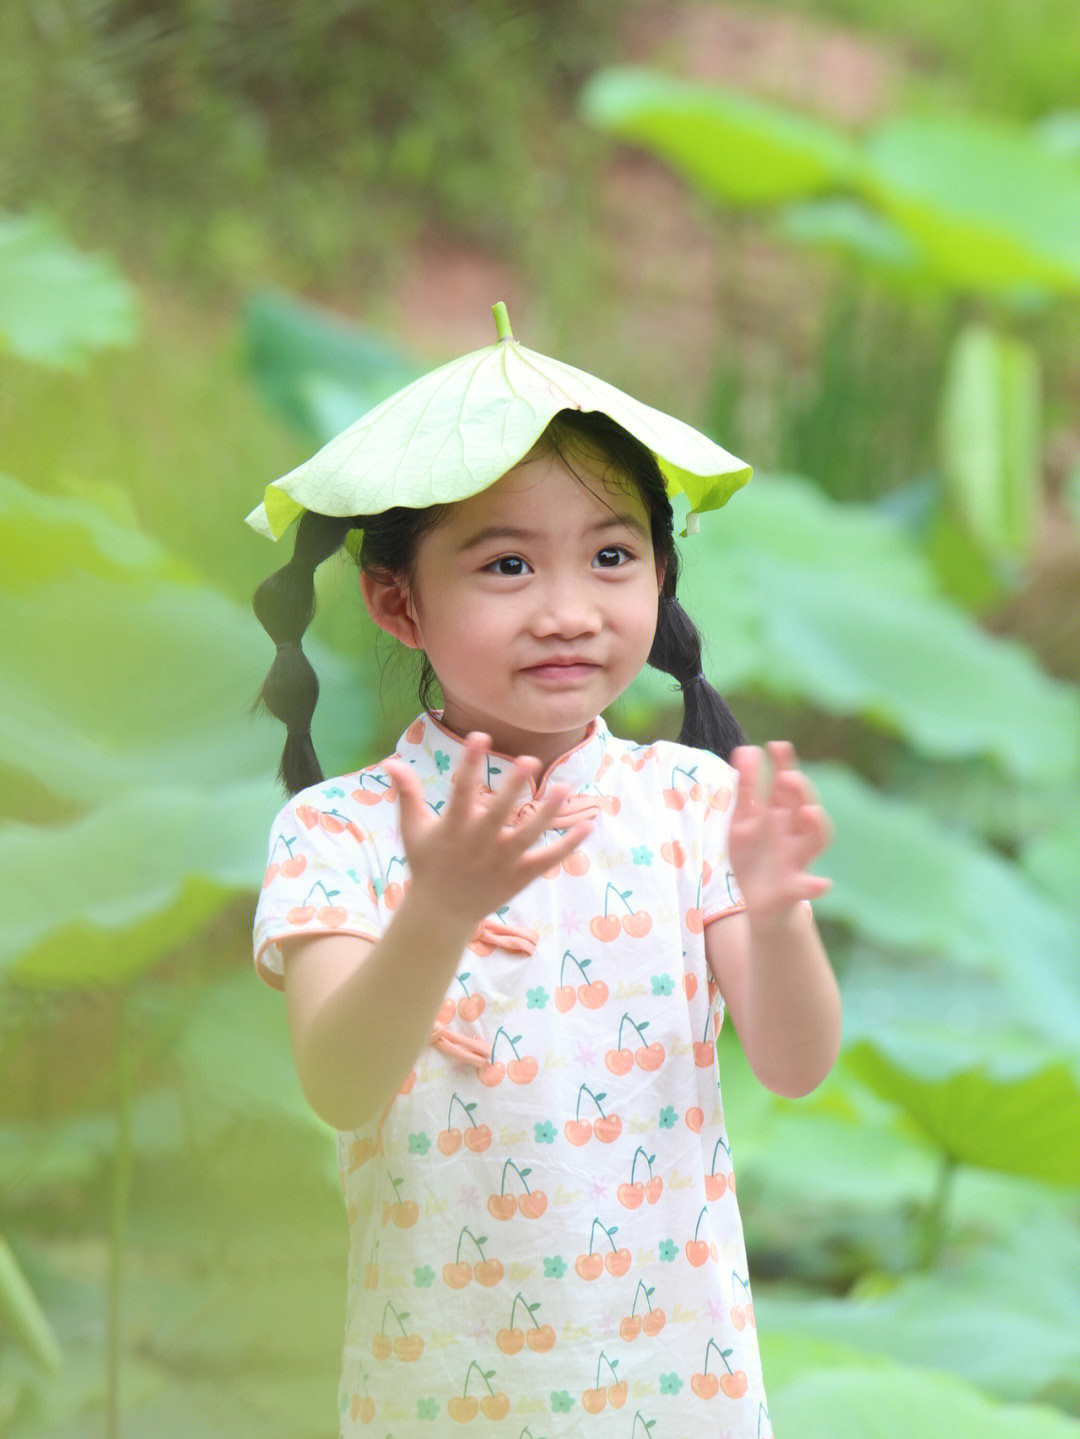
[107,987,133,1439]
[918,1150,957,1270]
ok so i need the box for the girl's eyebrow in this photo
[456,514,649,552]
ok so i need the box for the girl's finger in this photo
[519,818,593,877]
[481,753,541,833]
[511,782,573,848]
[730,746,762,820]
[382,758,424,848]
[445,732,490,821]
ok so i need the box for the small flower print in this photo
[658,1239,678,1262]
[659,1372,684,1395]
[434,750,451,772]
[551,1390,575,1413]
[414,1265,435,1287]
[408,1131,432,1154]
[417,1397,439,1419]
[659,1105,678,1129]
[544,1255,568,1278]
[323,786,345,798]
[534,1120,557,1144]
[527,986,550,1009]
[631,845,653,865]
[651,973,675,996]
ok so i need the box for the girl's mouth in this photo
[522,662,600,681]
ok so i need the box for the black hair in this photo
[252,408,745,794]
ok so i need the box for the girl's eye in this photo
[594,546,632,568]
[486,555,531,577]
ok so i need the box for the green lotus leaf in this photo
[580,66,861,205]
[0,475,377,987]
[767,1352,1080,1439]
[244,289,425,445]
[680,476,1080,783]
[246,303,750,539]
[0,212,139,370]
[763,1196,1080,1407]
[861,115,1080,296]
[810,764,1080,1049]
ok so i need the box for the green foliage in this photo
[0,213,139,369]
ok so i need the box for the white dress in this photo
[254,711,772,1438]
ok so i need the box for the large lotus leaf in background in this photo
[582,74,1080,301]
[245,290,426,446]
[579,67,861,205]
[861,116,1080,296]
[1021,803,1080,913]
[245,302,751,540]
[762,1194,1080,1408]
[0,476,377,987]
[766,1350,1080,1439]
[678,478,1080,784]
[0,212,139,369]
[810,765,1080,1045]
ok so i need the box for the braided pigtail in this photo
[252,510,357,794]
[648,557,746,762]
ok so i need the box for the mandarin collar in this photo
[395,710,611,799]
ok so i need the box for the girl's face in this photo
[364,443,666,771]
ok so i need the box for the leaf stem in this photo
[107,987,133,1439]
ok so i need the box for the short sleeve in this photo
[696,752,746,924]
[253,783,388,990]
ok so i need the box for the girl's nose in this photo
[529,579,602,637]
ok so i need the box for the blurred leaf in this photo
[0,213,139,370]
[767,1351,1080,1439]
[0,1236,61,1370]
[1021,803,1080,911]
[0,476,377,987]
[244,290,425,446]
[176,971,326,1132]
[939,324,1042,564]
[777,197,931,284]
[811,765,1080,1051]
[583,74,1080,300]
[862,116,1080,297]
[684,476,1080,782]
[580,67,861,204]
[844,1033,1080,1185]
[763,1196,1080,1407]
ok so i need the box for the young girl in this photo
[250,323,841,1438]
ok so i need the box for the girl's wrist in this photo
[745,898,813,943]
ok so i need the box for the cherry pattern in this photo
[564,1084,622,1146]
[554,950,608,1012]
[496,1293,556,1355]
[254,711,772,1436]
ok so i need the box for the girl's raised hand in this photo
[728,742,833,925]
[380,732,593,928]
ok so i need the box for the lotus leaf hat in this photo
[245,303,750,541]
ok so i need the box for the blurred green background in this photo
[2,2,1079,1436]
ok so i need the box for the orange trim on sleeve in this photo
[253,924,383,990]
[702,901,747,925]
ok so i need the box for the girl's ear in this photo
[359,571,424,650]
[656,555,667,593]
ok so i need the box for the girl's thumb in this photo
[383,759,420,834]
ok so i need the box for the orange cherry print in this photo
[691,1338,746,1399]
[705,1136,731,1200]
[352,770,395,806]
[685,1204,715,1266]
[583,1351,624,1411]
[590,883,651,940]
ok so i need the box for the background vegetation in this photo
[2,2,1078,1436]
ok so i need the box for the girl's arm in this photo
[280,733,593,1130]
[704,742,842,1098]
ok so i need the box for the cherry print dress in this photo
[254,712,773,1439]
